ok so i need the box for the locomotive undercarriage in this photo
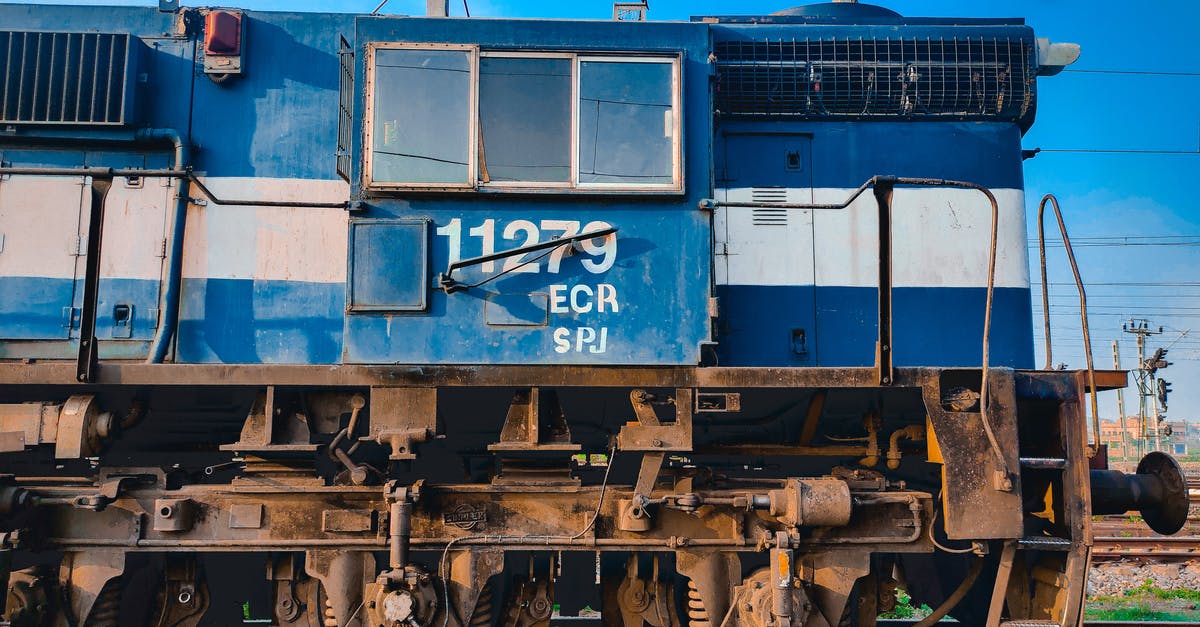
[0,364,1169,627]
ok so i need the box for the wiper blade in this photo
[439,226,618,294]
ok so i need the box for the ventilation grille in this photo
[750,188,789,225]
[714,36,1034,120]
[0,31,137,125]
[336,35,353,183]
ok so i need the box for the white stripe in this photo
[716,187,1029,288]
[0,175,85,280]
[182,178,349,283]
[100,179,173,281]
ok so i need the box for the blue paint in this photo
[343,209,710,365]
[177,278,344,364]
[716,285,1034,368]
[0,4,1050,370]
[342,17,715,366]
[0,277,161,343]
[348,220,429,312]
[0,277,75,340]
[716,121,1026,190]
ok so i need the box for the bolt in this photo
[280,598,293,609]
[652,439,663,447]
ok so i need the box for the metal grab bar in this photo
[702,175,1010,488]
[1037,194,1100,452]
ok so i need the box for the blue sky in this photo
[37,1,1200,430]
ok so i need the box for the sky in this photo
[32,0,1200,432]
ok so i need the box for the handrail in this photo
[703,175,1011,488]
[1037,194,1100,452]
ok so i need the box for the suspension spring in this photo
[82,578,122,627]
[469,582,495,626]
[323,596,338,627]
[686,579,711,627]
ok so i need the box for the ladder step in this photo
[1000,622,1061,627]
[1019,457,1067,470]
[1018,536,1072,551]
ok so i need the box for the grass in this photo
[1086,579,1200,622]
[878,589,934,620]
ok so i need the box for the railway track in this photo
[873,614,1200,619]
[1092,534,1200,561]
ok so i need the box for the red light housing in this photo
[204,11,241,56]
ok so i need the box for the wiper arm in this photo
[438,226,618,294]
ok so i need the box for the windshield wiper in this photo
[438,226,618,294]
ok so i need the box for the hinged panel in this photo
[348,219,429,312]
[0,175,87,339]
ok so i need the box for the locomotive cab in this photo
[0,3,1188,627]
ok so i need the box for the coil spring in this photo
[686,580,711,627]
[323,596,338,627]
[82,578,122,627]
[469,582,495,626]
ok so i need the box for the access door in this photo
[0,151,88,340]
[713,132,816,366]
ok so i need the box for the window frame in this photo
[363,42,480,191]
[477,51,577,190]
[573,54,682,191]
[362,45,683,193]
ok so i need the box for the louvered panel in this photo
[0,31,137,125]
[336,35,353,182]
[714,35,1033,120]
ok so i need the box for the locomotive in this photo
[0,1,1190,626]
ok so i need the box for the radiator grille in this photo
[714,36,1034,120]
[0,31,135,125]
[336,35,353,182]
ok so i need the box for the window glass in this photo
[578,60,674,186]
[479,56,572,183]
[371,48,471,184]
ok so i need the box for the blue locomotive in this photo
[0,3,1188,627]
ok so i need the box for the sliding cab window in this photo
[368,45,475,187]
[577,58,677,187]
[478,54,573,185]
[365,45,681,192]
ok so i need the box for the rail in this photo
[702,175,1009,486]
[1036,194,1101,452]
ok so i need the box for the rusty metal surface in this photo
[18,479,934,555]
[0,362,1119,391]
[924,369,1023,539]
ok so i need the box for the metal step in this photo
[999,622,1061,627]
[1018,536,1072,551]
[1019,457,1068,470]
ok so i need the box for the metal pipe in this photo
[390,501,412,569]
[0,166,184,177]
[1037,194,1100,450]
[913,556,984,627]
[185,173,348,209]
[128,128,192,365]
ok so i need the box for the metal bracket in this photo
[76,177,113,383]
[488,388,580,452]
[365,387,437,460]
[219,387,318,454]
[616,389,692,451]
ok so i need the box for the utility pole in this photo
[1112,340,1127,463]
[1123,319,1166,454]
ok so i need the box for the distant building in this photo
[1098,416,1191,461]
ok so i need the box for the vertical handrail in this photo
[1037,193,1100,452]
[703,176,1011,487]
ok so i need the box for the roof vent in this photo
[771,2,901,18]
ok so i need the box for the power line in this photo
[1033,148,1200,155]
[1063,68,1200,77]
[1033,282,1200,287]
